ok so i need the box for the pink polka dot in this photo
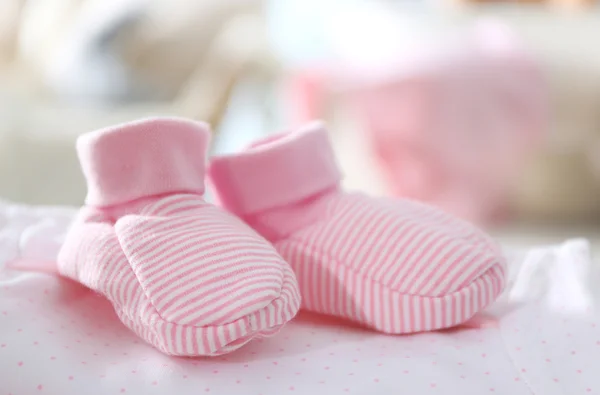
[481,353,487,358]
[236,380,241,384]
[541,340,547,344]
[120,389,126,393]
[273,362,278,366]
[289,387,294,391]
[344,389,349,392]
[1,344,5,348]
[352,359,358,363]
[489,389,495,392]
[17,361,23,366]
[319,381,326,384]
[521,369,527,373]
[515,377,520,382]
[515,347,521,351]
[212,370,219,374]
[152,381,157,386]
[545,359,551,363]
[37,385,43,390]
[578,370,583,374]
[374,378,380,382]
[17,329,22,332]
[131,370,136,374]
[457,362,463,365]
[484,372,490,375]
[69,376,74,381]
[243,364,249,368]
[266,377,271,380]
[586,389,592,393]
[460,376,466,379]
[324,367,330,370]
[306,344,311,348]
[300,358,307,362]
[403,371,409,374]
[205,389,210,392]
[553,379,559,383]
[571,351,577,355]
[183,375,188,379]
[430,383,437,388]
[50,356,56,360]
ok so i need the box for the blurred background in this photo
[1,0,600,243]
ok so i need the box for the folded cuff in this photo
[78,117,210,207]
[208,121,342,216]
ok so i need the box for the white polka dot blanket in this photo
[1,200,599,395]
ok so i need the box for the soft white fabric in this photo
[1,200,599,394]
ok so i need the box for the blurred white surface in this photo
[1,197,600,395]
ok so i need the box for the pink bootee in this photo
[208,122,507,334]
[57,118,301,356]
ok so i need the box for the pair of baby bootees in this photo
[57,117,506,357]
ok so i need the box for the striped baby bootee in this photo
[57,118,301,356]
[208,121,506,334]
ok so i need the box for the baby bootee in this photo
[57,118,301,356]
[208,122,506,334]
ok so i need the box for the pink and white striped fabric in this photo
[57,118,301,356]
[208,121,507,333]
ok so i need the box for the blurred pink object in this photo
[286,21,547,225]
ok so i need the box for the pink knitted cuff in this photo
[78,117,210,207]
[208,121,342,216]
